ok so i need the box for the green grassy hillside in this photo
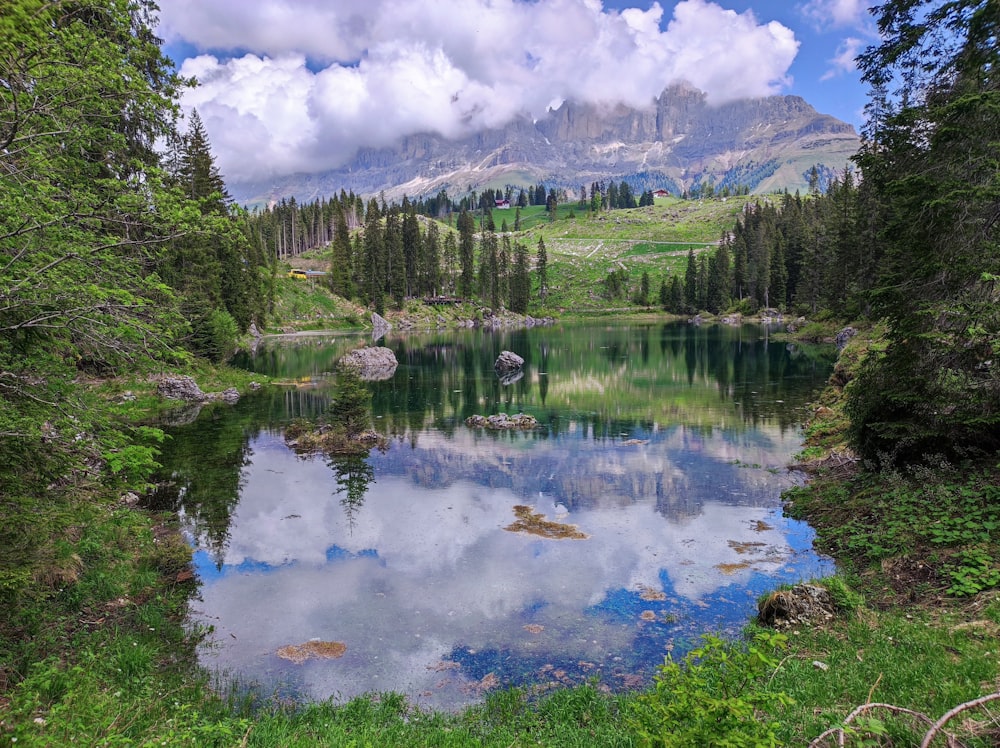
[277,195,754,324]
[518,196,750,311]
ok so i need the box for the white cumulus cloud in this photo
[158,0,801,182]
[799,0,874,30]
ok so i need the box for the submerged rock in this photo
[276,640,347,664]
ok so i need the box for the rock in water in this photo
[371,312,392,341]
[339,346,398,381]
[495,350,524,374]
[465,413,537,430]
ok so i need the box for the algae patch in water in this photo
[276,640,347,664]
[505,505,589,540]
[638,585,667,601]
[715,561,753,575]
[728,540,768,554]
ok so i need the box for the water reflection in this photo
[157,322,836,710]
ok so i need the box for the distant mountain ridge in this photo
[231,83,859,206]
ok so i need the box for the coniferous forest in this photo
[1,0,999,744]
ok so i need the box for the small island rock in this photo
[339,346,398,381]
[494,350,524,373]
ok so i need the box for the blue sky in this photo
[156,0,877,184]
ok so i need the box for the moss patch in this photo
[276,640,347,664]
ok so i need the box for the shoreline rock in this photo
[157,375,241,405]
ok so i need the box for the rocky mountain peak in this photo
[231,84,859,206]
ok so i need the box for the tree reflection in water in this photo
[328,452,375,531]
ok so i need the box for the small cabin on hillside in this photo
[495,198,511,209]
[653,189,670,198]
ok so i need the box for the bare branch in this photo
[920,692,1000,748]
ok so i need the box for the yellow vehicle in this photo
[287,269,308,279]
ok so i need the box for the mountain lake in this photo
[151,320,837,711]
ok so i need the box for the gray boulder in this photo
[219,388,240,404]
[465,413,538,430]
[339,346,398,381]
[835,326,857,350]
[494,350,524,374]
[371,312,392,341]
[157,375,208,402]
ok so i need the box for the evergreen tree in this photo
[731,223,748,303]
[442,231,458,295]
[477,226,499,308]
[177,110,229,209]
[696,255,709,311]
[847,0,1000,461]
[401,203,421,297]
[706,241,731,314]
[510,241,531,313]
[457,209,476,298]
[777,191,806,307]
[668,277,684,314]
[0,0,210,570]
[362,200,385,314]
[684,249,698,312]
[165,111,263,356]
[536,237,548,301]
[497,235,511,309]
[422,221,441,296]
[635,271,650,306]
[330,202,354,299]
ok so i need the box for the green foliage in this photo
[846,0,1000,464]
[628,631,792,747]
[330,366,373,435]
[603,267,630,300]
[786,465,1000,597]
[191,308,239,362]
[102,425,166,491]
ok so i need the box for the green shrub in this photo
[627,631,792,747]
[191,309,239,362]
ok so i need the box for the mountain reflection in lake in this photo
[155,322,836,711]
